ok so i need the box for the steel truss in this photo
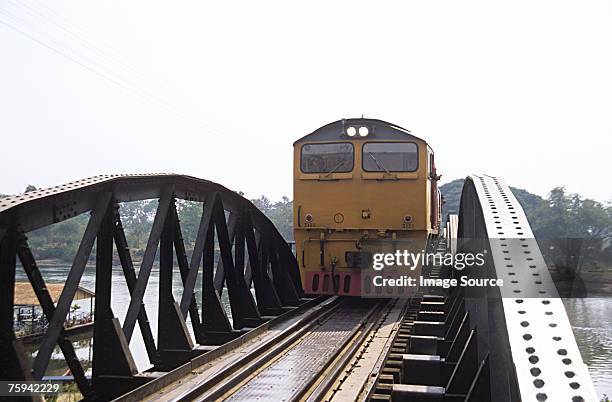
[0,174,303,400]
[457,175,596,402]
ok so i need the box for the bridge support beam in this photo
[245,216,286,316]
[16,233,92,397]
[201,195,238,344]
[217,208,263,329]
[174,210,205,344]
[92,197,147,400]
[113,205,160,367]
[268,238,301,306]
[0,223,32,384]
[156,198,199,370]
[32,193,111,381]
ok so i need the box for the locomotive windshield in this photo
[363,142,418,172]
[301,143,354,173]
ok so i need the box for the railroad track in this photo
[117,242,449,402]
[174,299,386,401]
[116,296,390,402]
[210,298,385,401]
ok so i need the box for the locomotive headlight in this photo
[346,126,357,137]
[358,126,369,137]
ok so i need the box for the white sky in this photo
[1,0,611,202]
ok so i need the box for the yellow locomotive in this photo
[293,118,442,296]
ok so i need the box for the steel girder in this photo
[458,175,596,402]
[0,174,304,400]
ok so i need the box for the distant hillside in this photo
[440,178,544,224]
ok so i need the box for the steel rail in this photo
[304,300,389,402]
[170,297,347,402]
[288,300,387,402]
[203,300,385,402]
[113,296,332,402]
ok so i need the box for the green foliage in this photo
[176,200,204,249]
[15,182,90,261]
[118,200,157,255]
[529,187,612,273]
[511,186,545,214]
[27,214,89,261]
[439,179,464,221]
[440,179,611,275]
[440,178,545,224]
[530,187,612,239]
[251,196,293,241]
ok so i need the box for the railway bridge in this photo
[0,173,598,401]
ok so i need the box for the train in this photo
[293,118,442,296]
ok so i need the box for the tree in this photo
[530,187,612,273]
[251,196,273,213]
[118,200,157,254]
[28,214,88,261]
[251,195,293,241]
[439,178,544,224]
[176,200,203,249]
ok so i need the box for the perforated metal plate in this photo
[0,173,279,235]
[470,174,596,402]
[0,174,173,213]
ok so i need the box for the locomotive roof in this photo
[294,118,425,145]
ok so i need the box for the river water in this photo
[15,265,612,400]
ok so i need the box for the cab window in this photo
[301,143,354,173]
[362,142,418,172]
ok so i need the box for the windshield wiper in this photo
[368,152,391,174]
[324,160,346,176]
